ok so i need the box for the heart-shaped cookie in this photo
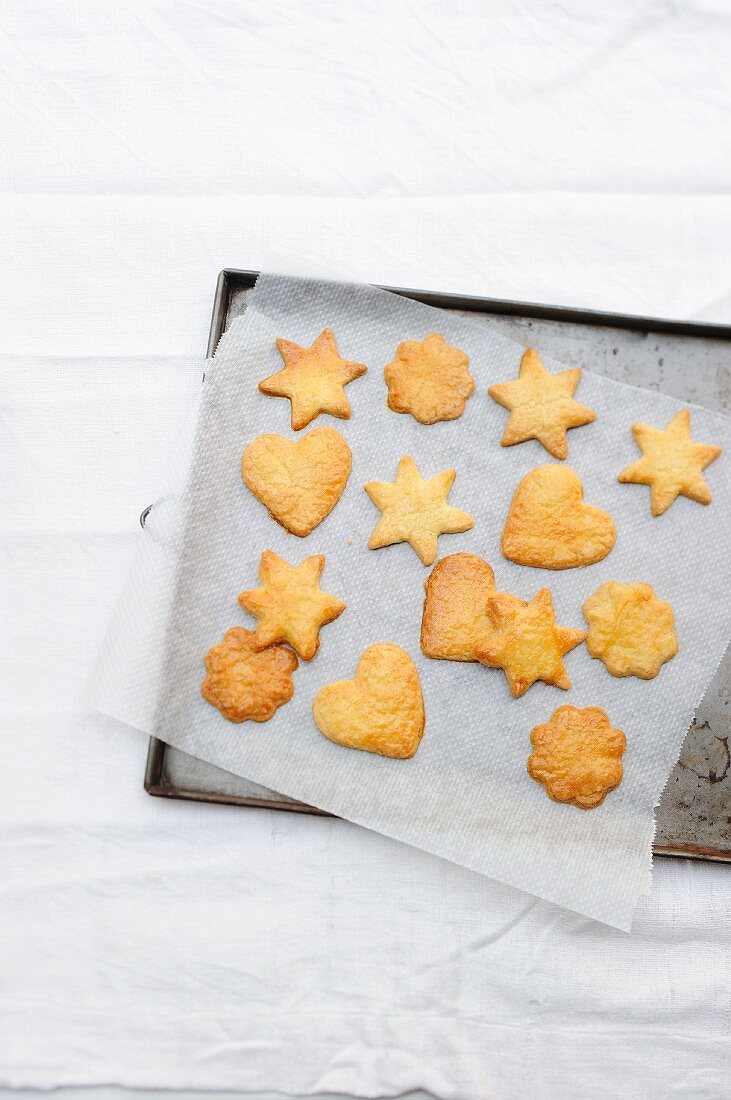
[313,643,425,759]
[502,465,616,569]
[242,427,351,537]
[420,552,524,662]
[421,553,496,660]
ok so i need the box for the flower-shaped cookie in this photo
[618,408,722,516]
[259,327,367,430]
[488,348,595,459]
[583,581,678,679]
[365,455,474,566]
[384,332,475,424]
[238,550,345,661]
[202,627,298,723]
[528,705,626,809]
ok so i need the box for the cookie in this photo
[384,332,475,424]
[242,427,351,537]
[527,705,626,809]
[202,626,298,723]
[618,408,722,516]
[583,580,678,679]
[420,552,523,662]
[259,327,367,431]
[365,455,474,566]
[238,550,345,661]
[488,348,595,459]
[501,464,616,569]
[312,643,425,758]
[476,588,586,697]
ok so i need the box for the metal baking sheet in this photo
[144,270,731,863]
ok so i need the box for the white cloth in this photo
[1,2,729,1098]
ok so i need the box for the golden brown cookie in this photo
[312,643,425,758]
[202,626,298,723]
[384,333,475,424]
[259,327,367,431]
[583,581,678,679]
[365,455,474,566]
[238,550,345,661]
[421,552,496,661]
[501,464,616,569]
[242,427,351,537]
[476,588,586,697]
[420,552,523,661]
[618,408,722,516]
[527,705,626,809]
[488,348,595,459]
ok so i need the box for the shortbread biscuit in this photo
[242,427,351,537]
[488,348,595,459]
[618,408,722,516]
[384,332,475,424]
[583,581,678,679]
[365,455,474,566]
[259,327,367,430]
[313,643,425,759]
[238,550,345,661]
[501,464,616,569]
[476,588,586,697]
[202,626,298,723]
[528,705,626,809]
[420,552,523,661]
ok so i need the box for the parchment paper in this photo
[93,273,731,929]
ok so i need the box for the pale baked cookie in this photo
[202,627,298,723]
[476,588,586,697]
[365,455,474,566]
[501,464,616,569]
[618,408,722,516]
[384,333,475,424]
[259,327,367,431]
[488,348,595,459]
[528,705,626,809]
[242,427,351,537]
[583,581,678,679]
[238,550,345,661]
[420,552,523,662]
[312,643,425,759]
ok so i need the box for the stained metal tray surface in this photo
[144,269,731,863]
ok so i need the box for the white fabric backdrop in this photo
[1,2,729,1098]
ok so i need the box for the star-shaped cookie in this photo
[618,408,722,516]
[488,348,595,459]
[238,550,345,661]
[476,588,586,698]
[259,327,367,430]
[365,455,475,566]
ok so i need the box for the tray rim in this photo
[144,267,731,864]
[212,269,731,347]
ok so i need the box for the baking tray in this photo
[143,269,731,863]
